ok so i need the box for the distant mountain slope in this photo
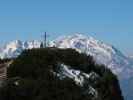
[50,34,133,80]
[0,40,41,59]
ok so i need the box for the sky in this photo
[0,0,133,55]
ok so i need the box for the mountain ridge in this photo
[0,33,132,79]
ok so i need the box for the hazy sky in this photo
[0,0,133,55]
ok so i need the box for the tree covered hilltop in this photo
[0,47,124,100]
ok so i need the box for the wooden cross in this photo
[41,32,49,48]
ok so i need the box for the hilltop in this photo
[0,48,123,100]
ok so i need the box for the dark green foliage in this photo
[0,77,89,100]
[8,48,96,78]
[95,69,123,100]
[0,48,124,100]
[0,58,11,64]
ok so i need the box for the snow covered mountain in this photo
[0,33,133,99]
[50,34,133,79]
[0,40,41,59]
[0,34,133,79]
